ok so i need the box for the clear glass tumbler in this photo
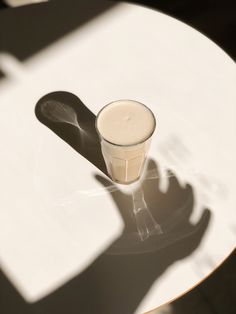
[96,100,156,184]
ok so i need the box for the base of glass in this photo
[111,176,141,185]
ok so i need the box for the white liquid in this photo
[97,100,155,146]
[97,100,156,184]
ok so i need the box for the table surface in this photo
[0,1,235,313]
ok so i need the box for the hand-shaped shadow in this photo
[95,159,211,255]
[35,91,107,175]
[31,160,211,314]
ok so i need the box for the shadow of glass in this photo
[35,91,108,176]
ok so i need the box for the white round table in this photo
[0,1,235,313]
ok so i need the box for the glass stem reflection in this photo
[132,185,163,241]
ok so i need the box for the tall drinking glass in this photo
[96,100,156,184]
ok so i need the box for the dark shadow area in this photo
[0,69,5,79]
[0,155,211,313]
[35,91,108,176]
[155,249,236,314]
[0,2,7,10]
[0,270,31,314]
[0,0,116,61]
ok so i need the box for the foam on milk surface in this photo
[97,100,155,145]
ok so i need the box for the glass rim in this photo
[95,99,156,147]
